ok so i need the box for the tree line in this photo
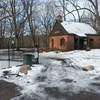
[0,0,99,50]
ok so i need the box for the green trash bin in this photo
[23,54,32,66]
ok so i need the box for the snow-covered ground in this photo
[0,49,100,100]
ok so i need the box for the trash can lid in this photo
[23,53,33,56]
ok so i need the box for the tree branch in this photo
[66,7,97,18]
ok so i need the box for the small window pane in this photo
[60,38,65,46]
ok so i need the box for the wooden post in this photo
[8,40,10,68]
[77,37,80,49]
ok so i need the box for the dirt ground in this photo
[0,80,100,100]
[44,86,100,100]
[67,92,100,100]
[0,80,21,100]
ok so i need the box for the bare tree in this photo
[62,0,100,33]
[55,0,83,22]
[0,0,8,37]
[10,0,27,50]
[87,0,100,33]
[0,0,27,50]
[39,1,56,49]
[21,0,39,46]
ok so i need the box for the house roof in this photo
[61,22,97,37]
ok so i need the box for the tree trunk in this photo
[96,17,100,33]
[15,35,20,51]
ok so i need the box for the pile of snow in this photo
[41,49,100,70]
[61,22,97,36]
[40,49,100,92]
[0,64,45,99]
[0,49,100,99]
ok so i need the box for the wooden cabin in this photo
[49,16,100,51]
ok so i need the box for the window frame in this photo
[60,38,65,47]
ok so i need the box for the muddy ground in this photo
[0,80,100,100]
[0,80,21,100]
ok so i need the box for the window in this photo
[60,38,65,47]
[89,39,94,48]
[51,39,54,48]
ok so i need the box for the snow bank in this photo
[40,49,100,92]
[41,49,100,70]
[0,49,100,99]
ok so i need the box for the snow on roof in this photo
[61,21,97,37]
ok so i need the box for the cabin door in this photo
[74,38,78,49]
[74,37,87,49]
[89,39,94,48]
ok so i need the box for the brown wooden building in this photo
[49,19,100,51]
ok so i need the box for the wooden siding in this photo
[87,36,100,49]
